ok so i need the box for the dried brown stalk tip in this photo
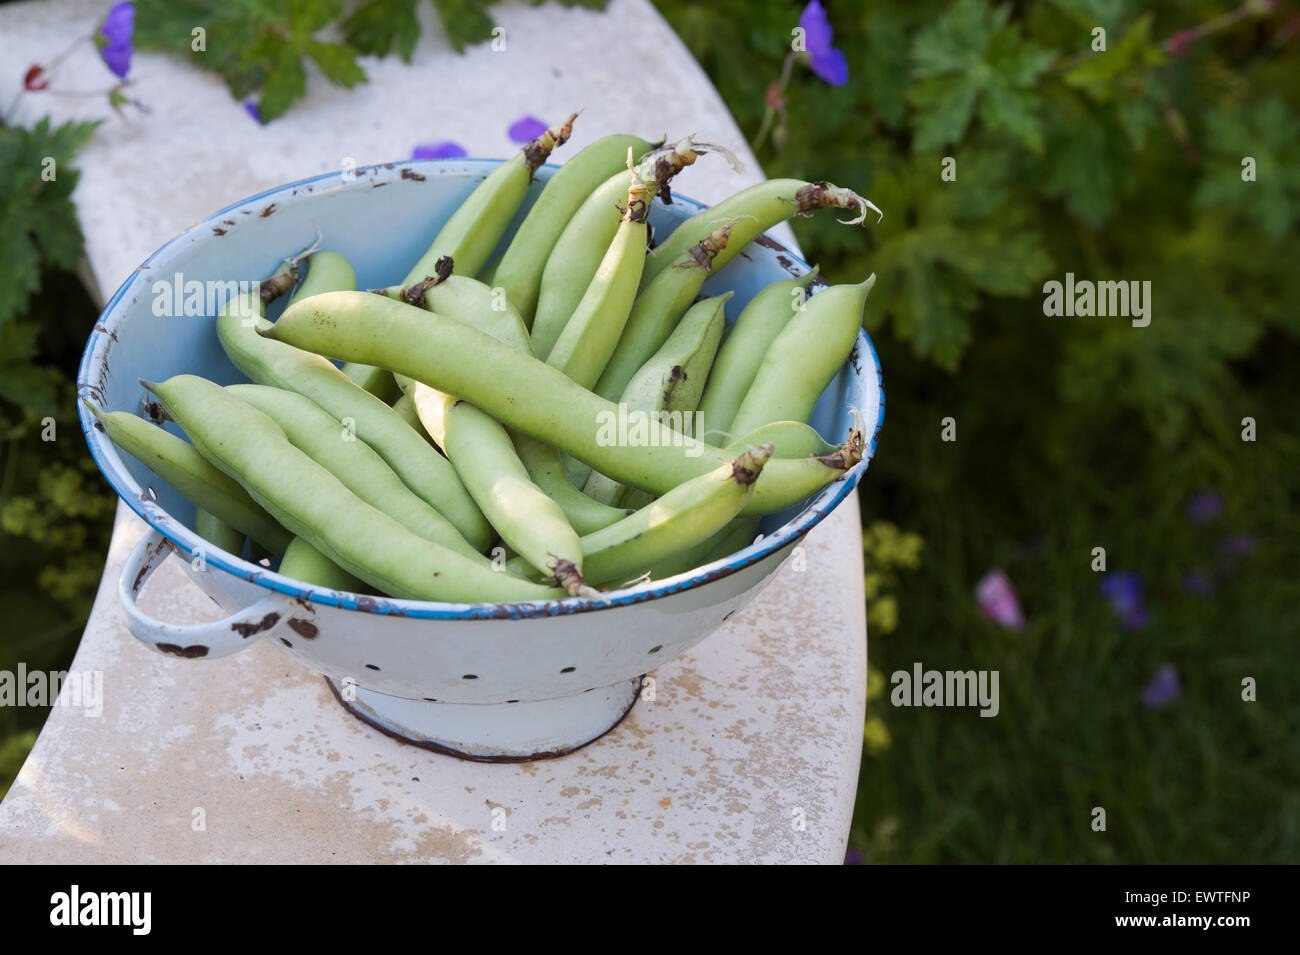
[524,111,579,171]
[814,422,866,471]
[730,442,773,486]
[791,182,883,226]
[402,257,454,307]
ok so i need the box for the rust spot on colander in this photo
[156,643,209,658]
[287,618,318,639]
[231,612,280,637]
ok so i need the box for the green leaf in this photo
[431,0,497,52]
[307,41,367,87]
[1194,97,1300,242]
[343,0,421,61]
[258,43,308,122]
[908,0,1055,153]
[0,118,98,327]
[0,322,59,413]
[136,0,364,119]
[1063,12,1163,103]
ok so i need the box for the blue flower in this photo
[508,116,548,144]
[1218,533,1257,560]
[1180,569,1214,596]
[244,101,261,124]
[1100,571,1147,630]
[1186,490,1223,525]
[97,2,135,80]
[411,141,468,160]
[799,1,849,87]
[1141,664,1182,709]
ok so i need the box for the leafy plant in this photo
[134,0,610,121]
[654,0,1300,863]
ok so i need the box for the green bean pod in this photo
[194,506,247,556]
[390,392,430,440]
[544,176,652,389]
[641,179,880,291]
[226,384,488,564]
[583,293,729,505]
[492,133,656,325]
[405,386,591,595]
[386,272,532,355]
[593,218,737,405]
[146,375,562,603]
[530,137,710,359]
[728,276,876,438]
[512,444,771,588]
[388,275,614,553]
[266,292,862,514]
[402,114,577,285]
[289,250,355,302]
[278,536,366,593]
[697,268,820,444]
[511,434,633,534]
[216,291,491,551]
[86,402,291,555]
[723,420,837,459]
[289,251,397,402]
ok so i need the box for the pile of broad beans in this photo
[90,116,878,604]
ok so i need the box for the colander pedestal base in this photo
[326,676,642,762]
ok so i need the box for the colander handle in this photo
[118,529,288,660]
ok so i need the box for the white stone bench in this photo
[0,0,866,864]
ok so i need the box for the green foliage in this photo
[0,731,38,802]
[909,0,1056,153]
[0,118,99,328]
[0,115,115,776]
[654,0,1300,862]
[136,0,610,119]
[1195,96,1300,240]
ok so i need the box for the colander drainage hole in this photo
[280,638,293,648]
[648,645,663,654]
[365,664,380,671]
[462,674,478,680]
[560,666,576,674]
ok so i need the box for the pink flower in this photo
[1165,28,1198,58]
[975,570,1025,632]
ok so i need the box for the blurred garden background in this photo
[2,0,1297,862]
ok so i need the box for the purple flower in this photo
[1186,491,1223,525]
[411,141,468,161]
[507,116,548,143]
[1218,533,1257,560]
[1180,569,1215,596]
[844,847,864,865]
[244,101,261,124]
[97,2,135,80]
[975,570,1025,632]
[799,1,849,86]
[1141,664,1182,708]
[1100,571,1147,630]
